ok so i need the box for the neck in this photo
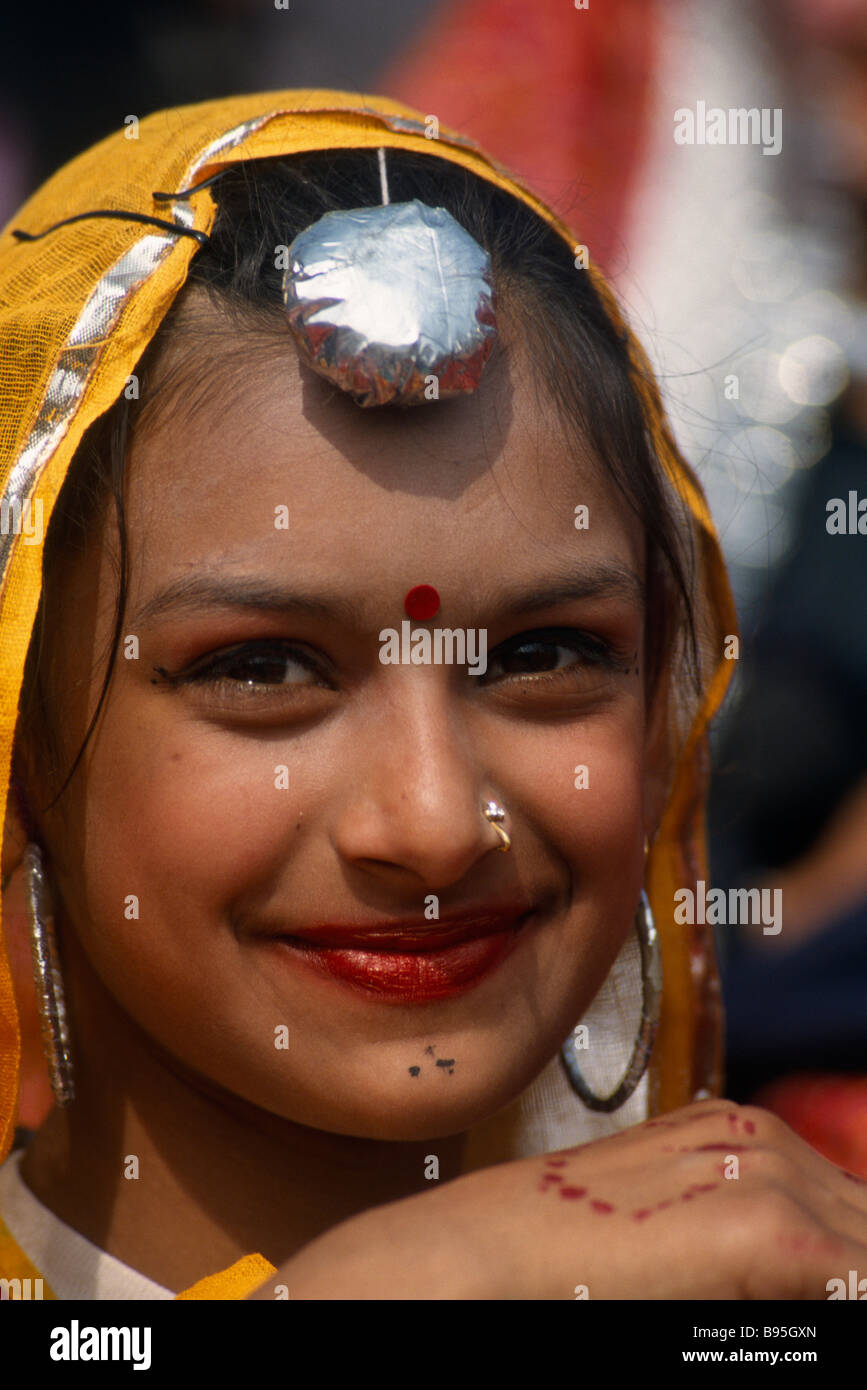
[20,938,468,1292]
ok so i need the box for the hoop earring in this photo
[560,891,662,1113]
[23,842,75,1106]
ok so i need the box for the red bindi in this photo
[404,584,440,621]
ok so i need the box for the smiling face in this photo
[24,291,666,1143]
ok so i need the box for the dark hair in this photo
[18,147,697,811]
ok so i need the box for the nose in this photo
[330,675,508,893]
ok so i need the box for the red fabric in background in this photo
[755,1074,867,1179]
[381,0,658,276]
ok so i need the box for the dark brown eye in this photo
[202,647,313,685]
[166,641,331,690]
[482,628,617,683]
[498,640,570,674]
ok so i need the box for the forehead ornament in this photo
[281,148,496,407]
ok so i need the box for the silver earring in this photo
[561,891,662,1112]
[23,842,75,1106]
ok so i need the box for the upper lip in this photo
[261,903,535,953]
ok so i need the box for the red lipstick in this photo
[257,903,533,1003]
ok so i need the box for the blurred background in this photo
[2,0,865,1171]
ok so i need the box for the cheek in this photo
[508,702,646,864]
[506,703,647,1001]
[61,704,301,993]
[51,706,325,1113]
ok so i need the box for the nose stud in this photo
[482,800,511,853]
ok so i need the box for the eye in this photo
[481,628,620,684]
[155,640,333,694]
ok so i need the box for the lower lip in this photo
[264,922,529,1003]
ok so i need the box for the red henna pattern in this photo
[590,1199,615,1214]
[559,1186,587,1200]
[743,1119,756,1135]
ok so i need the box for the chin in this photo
[265,1058,541,1143]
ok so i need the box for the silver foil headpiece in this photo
[282,199,496,407]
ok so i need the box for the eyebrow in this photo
[132,575,362,628]
[488,562,644,616]
[131,560,644,628]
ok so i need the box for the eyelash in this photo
[153,641,331,696]
[480,628,623,684]
[153,628,627,699]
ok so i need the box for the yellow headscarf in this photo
[0,89,737,1294]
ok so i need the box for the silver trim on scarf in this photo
[0,111,271,587]
[0,234,176,582]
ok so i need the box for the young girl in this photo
[1,90,864,1300]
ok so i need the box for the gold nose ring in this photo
[482,800,511,852]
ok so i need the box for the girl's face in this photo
[30,297,665,1142]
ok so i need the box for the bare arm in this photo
[249,1100,867,1300]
